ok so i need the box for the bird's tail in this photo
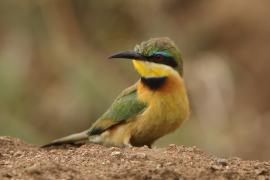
[41,130,89,148]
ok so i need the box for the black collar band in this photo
[141,76,167,90]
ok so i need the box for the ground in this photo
[0,137,269,180]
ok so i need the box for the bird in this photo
[42,37,190,148]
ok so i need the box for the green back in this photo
[88,84,147,136]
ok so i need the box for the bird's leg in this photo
[146,141,154,148]
[123,135,132,148]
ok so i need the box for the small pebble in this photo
[217,158,228,166]
[167,144,177,151]
[132,153,147,159]
[255,169,267,175]
[14,151,23,157]
[26,165,42,175]
[109,147,119,151]
[169,144,177,148]
[210,165,221,171]
[165,162,174,166]
[105,160,110,164]
[111,151,122,157]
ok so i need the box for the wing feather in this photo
[88,82,147,136]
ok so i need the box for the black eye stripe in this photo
[161,57,178,67]
[148,55,178,68]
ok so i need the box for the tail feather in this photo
[41,130,89,148]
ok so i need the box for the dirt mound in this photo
[0,136,269,179]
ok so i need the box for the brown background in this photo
[0,0,270,160]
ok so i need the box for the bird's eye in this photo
[153,54,164,61]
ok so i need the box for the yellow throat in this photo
[132,60,178,78]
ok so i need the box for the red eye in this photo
[154,55,164,61]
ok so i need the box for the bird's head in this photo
[109,37,183,78]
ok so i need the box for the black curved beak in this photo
[108,51,147,61]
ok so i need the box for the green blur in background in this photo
[1,0,270,160]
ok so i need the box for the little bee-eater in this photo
[43,37,190,148]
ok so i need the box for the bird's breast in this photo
[131,74,189,146]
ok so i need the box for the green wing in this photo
[87,83,147,136]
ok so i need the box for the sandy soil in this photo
[0,136,269,180]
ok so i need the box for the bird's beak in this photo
[108,51,147,61]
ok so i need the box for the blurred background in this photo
[0,0,270,160]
